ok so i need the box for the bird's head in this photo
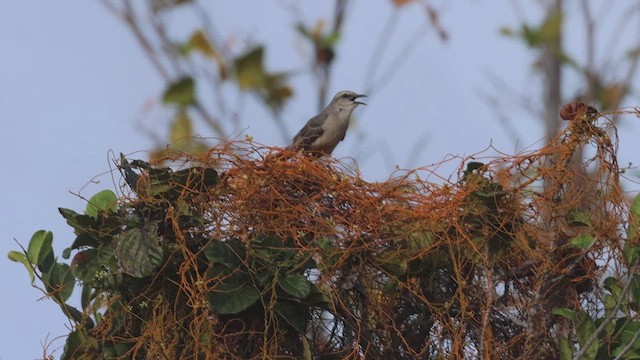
[331,90,367,111]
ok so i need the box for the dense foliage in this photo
[10,107,640,359]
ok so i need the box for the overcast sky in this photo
[2,1,639,358]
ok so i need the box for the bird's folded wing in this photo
[286,113,328,150]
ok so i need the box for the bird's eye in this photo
[342,93,350,98]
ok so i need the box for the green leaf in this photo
[613,319,640,357]
[209,283,260,314]
[566,208,592,227]
[59,208,97,234]
[538,12,563,44]
[182,30,227,79]
[408,231,436,250]
[172,167,219,190]
[626,193,640,239]
[274,300,309,332]
[43,263,75,302]
[604,294,618,315]
[631,275,640,306]
[119,154,141,191]
[69,233,100,251]
[278,274,311,299]
[304,287,332,309]
[521,12,562,48]
[321,31,341,47]
[570,233,595,249]
[623,243,640,266]
[632,193,640,218]
[316,237,333,250]
[604,276,628,315]
[558,337,573,360]
[114,224,163,278]
[373,250,408,275]
[552,308,576,322]
[233,46,266,90]
[204,239,245,268]
[7,250,35,283]
[85,190,117,218]
[162,76,196,106]
[575,311,599,359]
[27,230,54,272]
[80,285,93,313]
[135,167,174,198]
[185,30,215,56]
[62,328,99,360]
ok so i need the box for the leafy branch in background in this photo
[98,0,446,167]
[490,1,640,140]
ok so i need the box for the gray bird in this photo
[286,90,367,156]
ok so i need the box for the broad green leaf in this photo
[27,230,54,272]
[274,300,309,332]
[604,294,617,315]
[43,263,75,302]
[613,319,640,357]
[316,237,333,250]
[575,311,598,359]
[278,273,311,299]
[114,224,163,278]
[233,46,266,90]
[623,243,640,266]
[304,284,332,309]
[183,30,227,79]
[264,79,293,110]
[253,235,296,263]
[69,233,100,251]
[566,208,592,227]
[558,337,573,360]
[172,167,219,191]
[7,250,35,283]
[570,233,594,249]
[185,30,215,57]
[408,231,436,250]
[209,283,260,314]
[119,154,140,191]
[552,308,576,322]
[626,193,640,239]
[85,190,117,218]
[162,76,196,106]
[62,328,99,360]
[136,167,172,197]
[521,12,562,48]
[373,250,408,275]
[630,275,640,305]
[538,12,563,44]
[603,277,622,298]
[204,239,244,268]
[59,208,97,234]
[632,193,640,218]
[321,31,341,47]
[80,285,93,313]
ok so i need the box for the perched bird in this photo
[286,90,366,156]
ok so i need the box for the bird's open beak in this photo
[354,94,367,105]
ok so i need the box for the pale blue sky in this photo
[2,1,639,358]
